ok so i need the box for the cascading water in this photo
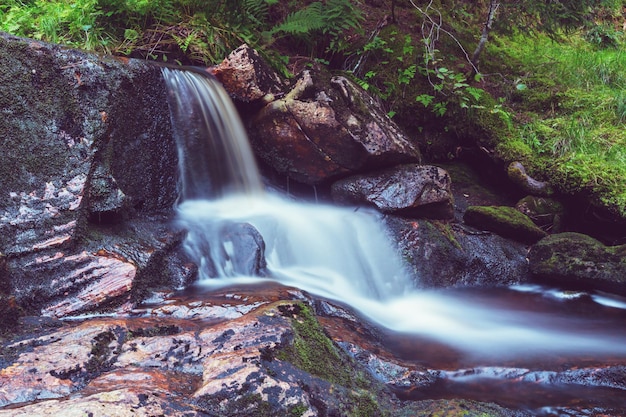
[161,67,626,362]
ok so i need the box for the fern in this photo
[270,2,325,36]
[269,0,362,57]
[243,0,270,27]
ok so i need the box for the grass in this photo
[490,33,626,217]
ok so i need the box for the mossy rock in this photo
[463,206,548,244]
[515,195,564,232]
[528,232,626,294]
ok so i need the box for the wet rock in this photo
[0,34,181,313]
[218,222,268,277]
[250,69,420,184]
[515,195,564,232]
[332,164,454,219]
[463,205,548,245]
[507,161,554,197]
[0,320,126,407]
[7,216,185,316]
[86,163,130,224]
[385,216,531,288]
[0,300,394,417]
[182,220,268,279]
[210,43,285,103]
[40,252,136,318]
[340,342,439,389]
[528,232,626,294]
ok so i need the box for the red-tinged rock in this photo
[0,386,203,417]
[42,255,136,318]
[0,320,126,408]
[250,70,421,185]
[210,44,285,103]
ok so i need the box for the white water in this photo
[163,67,626,360]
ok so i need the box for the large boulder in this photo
[385,216,531,288]
[331,164,454,219]
[249,69,421,184]
[528,232,626,294]
[0,33,181,314]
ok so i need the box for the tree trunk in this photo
[471,0,500,68]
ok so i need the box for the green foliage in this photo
[1,0,109,50]
[269,0,363,57]
[492,32,626,216]
[494,0,620,37]
[0,0,362,69]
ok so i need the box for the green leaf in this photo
[415,94,434,107]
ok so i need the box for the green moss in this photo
[346,390,386,417]
[463,205,548,244]
[288,403,309,417]
[276,303,363,388]
[494,139,532,163]
[433,220,462,250]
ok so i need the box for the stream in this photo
[161,67,626,414]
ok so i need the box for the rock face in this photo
[249,70,421,184]
[332,164,454,219]
[0,299,393,417]
[0,33,182,315]
[385,216,531,288]
[528,232,626,294]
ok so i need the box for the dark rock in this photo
[86,163,130,224]
[528,232,626,294]
[385,216,530,288]
[515,195,564,232]
[0,34,182,314]
[332,164,454,219]
[218,222,268,277]
[249,69,421,184]
[463,205,548,244]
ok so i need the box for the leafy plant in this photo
[268,0,363,57]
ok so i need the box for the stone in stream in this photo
[331,164,454,219]
[529,232,626,295]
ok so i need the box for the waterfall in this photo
[162,67,263,199]
[162,67,626,360]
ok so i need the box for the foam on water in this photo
[163,67,626,360]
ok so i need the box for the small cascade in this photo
[162,67,263,199]
[161,67,626,361]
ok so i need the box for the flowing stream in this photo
[162,67,626,412]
